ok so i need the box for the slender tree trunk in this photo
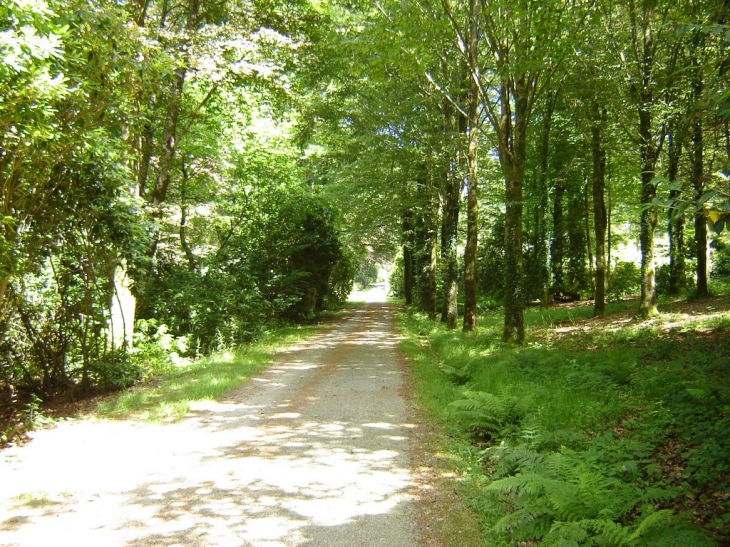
[537,94,555,308]
[440,156,460,328]
[667,127,685,295]
[150,0,199,207]
[427,226,437,319]
[151,67,186,207]
[137,94,156,197]
[179,160,198,273]
[502,77,528,344]
[403,211,414,306]
[413,175,438,317]
[551,182,565,292]
[591,102,607,316]
[584,176,594,293]
[638,132,659,315]
[691,75,708,297]
[634,4,660,318]
[462,0,479,332]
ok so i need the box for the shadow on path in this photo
[0,303,418,547]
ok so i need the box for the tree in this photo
[608,0,677,317]
[477,0,579,342]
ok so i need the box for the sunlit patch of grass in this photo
[12,493,57,509]
[95,324,326,422]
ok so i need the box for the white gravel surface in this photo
[0,287,420,547]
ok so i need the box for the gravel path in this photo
[0,297,423,546]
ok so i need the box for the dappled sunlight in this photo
[0,303,417,546]
[543,302,730,341]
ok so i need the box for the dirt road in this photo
[0,298,428,546]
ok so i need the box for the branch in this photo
[174,82,220,150]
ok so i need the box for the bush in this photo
[711,235,730,279]
[139,189,353,352]
[656,263,694,295]
[607,261,641,301]
[389,254,405,298]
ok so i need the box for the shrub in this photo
[607,261,641,301]
[711,235,730,278]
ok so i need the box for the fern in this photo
[484,446,713,546]
[629,509,675,540]
[448,389,533,439]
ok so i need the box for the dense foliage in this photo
[400,299,730,546]
[0,0,354,417]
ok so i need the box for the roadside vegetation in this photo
[1,312,347,443]
[94,322,329,422]
[399,294,730,547]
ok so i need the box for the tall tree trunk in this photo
[440,147,460,328]
[638,116,659,317]
[426,226,437,319]
[462,0,479,332]
[403,211,414,306]
[691,73,708,297]
[537,93,555,308]
[501,76,528,344]
[551,182,565,292]
[414,180,438,319]
[637,12,659,318]
[667,126,685,295]
[591,101,607,316]
[137,94,156,198]
[179,159,198,272]
[584,176,594,293]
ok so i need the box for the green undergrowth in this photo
[95,323,327,422]
[398,298,730,546]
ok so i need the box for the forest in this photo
[1,0,730,544]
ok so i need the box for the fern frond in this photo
[493,508,553,539]
[628,509,675,541]
[543,521,589,546]
[639,486,681,504]
[585,518,633,546]
[448,398,482,412]
[486,474,545,494]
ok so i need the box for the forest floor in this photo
[0,286,482,547]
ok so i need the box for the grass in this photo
[95,323,327,422]
[397,295,730,546]
[12,492,58,509]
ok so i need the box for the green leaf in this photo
[697,191,717,206]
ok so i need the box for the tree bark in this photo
[403,211,414,306]
[636,9,659,318]
[440,152,460,328]
[638,123,659,316]
[691,73,708,297]
[150,0,200,207]
[414,194,438,318]
[591,101,607,316]
[584,176,594,293]
[537,93,555,308]
[501,77,528,344]
[551,182,565,292]
[150,67,186,207]
[667,126,685,295]
[462,0,479,332]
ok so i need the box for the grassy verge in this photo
[397,296,730,547]
[95,322,329,422]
